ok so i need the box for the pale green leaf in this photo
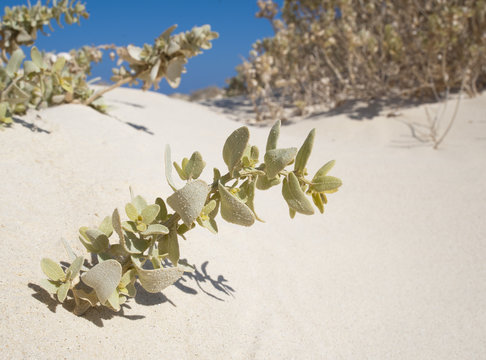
[41,258,65,281]
[168,229,180,265]
[57,281,70,303]
[218,182,255,226]
[264,147,297,179]
[23,60,40,74]
[85,229,110,253]
[185,151,205,180]
[134,263,186,293]
[125,203,139,221]
[166,57,186,88]
[98,216,113,237]
[66,256,84,280]
[132,195,148,213]
[266,119,281,151]
[141,224,169,236]
[310,176,342,193]
[141,204,160,224]
[6,49,25,77]
[256,173,281,190]
[40,279,60,294]
[106,289,120,311]
[81,260,122,304]
[31,46,46,69]
[164,144,178,191]
[223,126,249,176]
[167,179,209,226]
[282,172,315,215]
[312,160,336,181]
[52,56,66,74]
[294,128,316,173]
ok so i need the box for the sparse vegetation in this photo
[227,0,486,122]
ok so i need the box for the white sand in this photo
[0,88,485,359]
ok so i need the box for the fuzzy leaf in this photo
[164,145,178,191]
[167,179,209,226]
[81,260,122,304]
[106,290,121,311]
[85,229,110,253]
[132,195,148,213]
[57,281,70,303]
[40,279,60,294]
[141,224,169,236]
[52,56,66,74]
[166,57,186,88]
[23,60,40,74]
[264,148,297,179]
[310,176,342,193]
[6,49,25,77]
[31,46,46,69]
[282,172,315,215]
[256,173,281,190]
[41,258,65,281]
[312,160,336,181]
[135,263,186,293]
[312,192,325,213]
[125,203,139,221]
[141,204,160,224]
[223,126,250,176]
[155,197,168,222]
[112,208,124,242]
[218,182,255,226]
[185,151,205,180]
[294,128,316,173]
[66,256,84,280]
[168,229,180,265]
[98,216,113,237]
[266,120,281,151]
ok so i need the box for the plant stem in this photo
[83,76,134,106]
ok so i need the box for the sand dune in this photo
[0,88,485,359]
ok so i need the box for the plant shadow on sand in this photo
[28,260,234,327]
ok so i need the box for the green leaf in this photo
[141,204,160,224]
[23,60,40,74]
[31,46,46,69]
[119,269,136,288]
[185,151,205,180]
[264,147,297,179]
[125,232,149,253]
[132,195,148,213]
[122,221,138,233]
[155,197,168,222]
[310,176,342,193]
[218,182,255,226]
[6,49,25,78]
[112,208,124,243]
[66,256,84,280]
[125,203,139,221]
[294,128,316,174]
[167,179,209,226]
[85,229,110,253]
[174,161,187,180]
[81,260,122,304]
[141,224,169,236]
[134,263,186,293]
[282,172,315,215]
[312,192,325,213]
[39,279,60,294]
[168,229,180,265]
[98,216,113,237]
[57,281,70,303]
[164,145,178,191]
[40,258,65,281]
[256,173,281,190]
[312,160,336,181]
[223,126,250,176]
[52,56,66,74]
[240,180,264,222]
[266,119,281,151]
[106,289,121,312]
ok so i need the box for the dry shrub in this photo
[228,0,486,121]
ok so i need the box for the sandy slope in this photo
[0,88,485,359]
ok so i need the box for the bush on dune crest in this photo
[228,0,486,121]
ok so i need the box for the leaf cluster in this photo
[40,122,342,315]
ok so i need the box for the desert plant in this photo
[228,0,486,121]
[0,1,218,125]
[40,121,342,315]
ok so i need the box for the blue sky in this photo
[3,0,282,94]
